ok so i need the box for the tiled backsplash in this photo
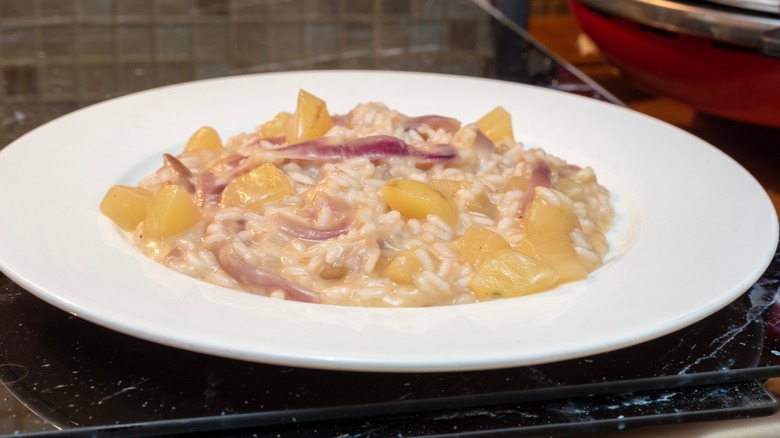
[0,0,568,146]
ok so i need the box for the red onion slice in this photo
[163,154,196,193]
[275,135,457,163]
[275,216,352,241]
[218,241,321,303]
[519,162,553,215]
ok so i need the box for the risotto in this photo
[100,90,614,307]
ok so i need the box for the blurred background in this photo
[0,0,567,146]
[3,0,778,141]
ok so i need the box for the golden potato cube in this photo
[145,185,202,238]
[523,188,579,235]
[100,185,154,231]
[476,106,515,144]
[520,231,587,284]
[184,126,222,153]
[381,179,458,226]
[382,249,427,284]
[430,179,496,218]
[469,249,558,299]
[259,111,293,138]
[466,192,497,218]
[286,89,334,144]
[219,163,294,212]
[456,227,511,269]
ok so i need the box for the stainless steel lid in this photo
[573,0,780,57]
[705,0,779,14]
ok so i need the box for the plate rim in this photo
[0,69,777,372]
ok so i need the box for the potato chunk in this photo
[382,249,428,284]
[469,249,558,299]
[145,185,202,238]
[259,111,293,138]
[456,227,510,269]
[184,126,222,153]
[523,188,579,235]
[476,106,514,144]
[430,179,496,218]
[520,231,587,283]
[100,185,153,231]
[381,179,458,226]
[219,163,294,212]
[286,90,333,144]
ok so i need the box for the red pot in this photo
[569,0,780,127]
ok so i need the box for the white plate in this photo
[0,71,776,372]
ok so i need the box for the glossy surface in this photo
[219,163,295,212]
[184,127,223,153]
[380,178,458,225]
[0,70,776,373]
[99,185,153,232]
[144,184,202,238]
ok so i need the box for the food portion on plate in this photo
[100,90,613,307]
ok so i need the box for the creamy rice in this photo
[127,102,613,307]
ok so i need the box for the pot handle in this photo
[761,28,780,58]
